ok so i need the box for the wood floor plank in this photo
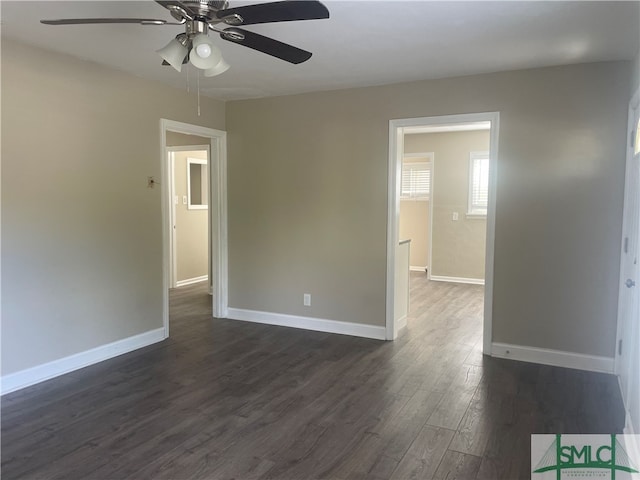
[432,450,482,480]
[389,425,455,480]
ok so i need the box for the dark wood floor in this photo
[2,273,625,479]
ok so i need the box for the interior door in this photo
[616,95,640,433]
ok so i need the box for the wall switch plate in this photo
[303,294,311,306]
[183,195,187,205]
[452,212,459,221]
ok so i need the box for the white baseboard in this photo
[491,342,615,374]
[176,275,208,287]
[429,275,484,285]
[226,308,386,340]
[430,275,485,285]
[1,328,166,395]
[410,266,427,272]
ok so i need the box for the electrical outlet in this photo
[452,212,459,221]
[303,294,311,306]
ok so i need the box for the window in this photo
[401,161,431,200]
[187,158,208,210]
[468,151,489,215]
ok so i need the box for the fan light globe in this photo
[204,58,230,77]
[156,37,188,72]
[190,34,222,70]
[195,43,212,59]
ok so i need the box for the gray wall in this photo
[1,39,225,375]
[633,49,640,95]
[227,61,630,358]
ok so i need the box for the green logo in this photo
[532,434,639,479]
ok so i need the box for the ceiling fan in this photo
[41,0,330,77]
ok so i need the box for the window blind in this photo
[401,162,431,200]
[469,153,489,213]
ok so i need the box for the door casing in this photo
[387,112,499,350]
[160,119,228,338]
[615,86,640,435]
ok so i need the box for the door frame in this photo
[614,86,640,434]
[160,119,228,338]
[166,144,211,289]
[386,112,500,352]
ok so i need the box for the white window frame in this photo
[468,151,489,216]
[401,153,433,201]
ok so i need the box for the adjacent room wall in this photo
[399,198,429,269]
[1,39,225,376]
[399,154,430,269]
[166,132,211,148]
[173,149,209,283]
[226,61,630,358]
[404,131,489,280]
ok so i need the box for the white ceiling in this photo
[1,1,639,101]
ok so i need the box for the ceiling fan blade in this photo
[40,18,178,25]
[217,0,329,25]
[220,27,312,64]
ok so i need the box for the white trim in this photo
[1,328,165,395]
[483,115,499,355]
[175,275,208,287]
[430,275,485,285]
[169,151,177,288]
[387,124,403,340]
[491,342,615,374]
[428,154,435,281]
[410,266,427,272]
[404,122,491,135]
[227,308,387,340]
[387,112,499,349]
[161,119,228,340]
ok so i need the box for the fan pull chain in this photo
[186,64,190,93]
[197,70,201,117]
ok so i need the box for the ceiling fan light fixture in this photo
[157,34,189,72]
[190,33,222,70]
[204,58,230,77]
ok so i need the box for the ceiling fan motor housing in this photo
[170,0,229,22]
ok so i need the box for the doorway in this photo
[400,124,490,284]
[615,87,640,435]
[160,119,228,338]
[387,112,499,353]
[167,145,210,289]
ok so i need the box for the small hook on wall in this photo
[147,176,160,188]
